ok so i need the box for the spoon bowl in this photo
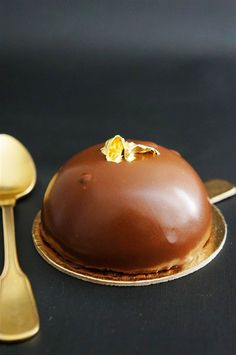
[0,134,36,203]
[0,134,39,342]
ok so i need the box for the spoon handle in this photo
[1,206,20,275]
[0,205,40,342]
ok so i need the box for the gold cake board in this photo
[32,205,226,286]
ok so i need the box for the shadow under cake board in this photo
[32,179,235,286]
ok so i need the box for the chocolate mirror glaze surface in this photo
[41,141,213,274]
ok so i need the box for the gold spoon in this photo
[0,134,39,342]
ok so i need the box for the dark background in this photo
[1,1,236,354]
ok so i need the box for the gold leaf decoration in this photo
[100,135,125,163]
[101,135,160,163]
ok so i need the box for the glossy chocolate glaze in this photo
[41,141,212,273]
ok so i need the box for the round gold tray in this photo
[32,205,227,286]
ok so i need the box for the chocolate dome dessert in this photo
[40,135,212,276]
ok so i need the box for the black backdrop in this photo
[1,1,236,354]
